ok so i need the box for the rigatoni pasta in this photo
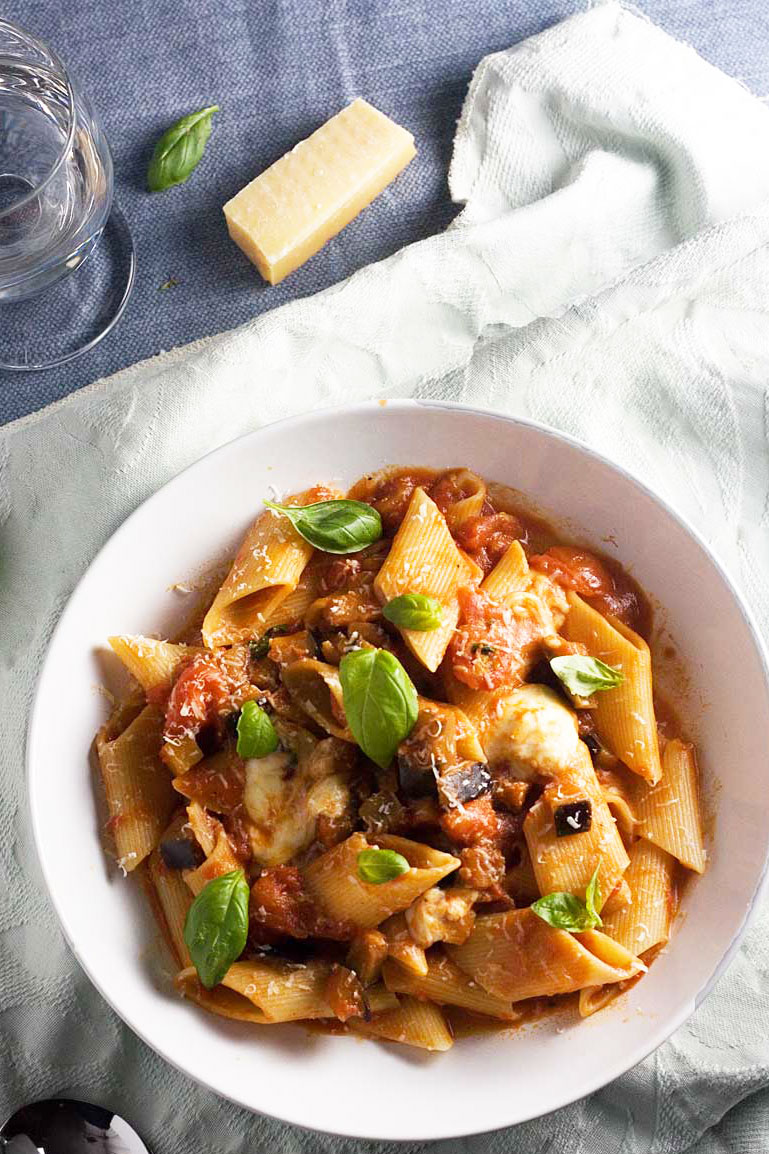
[95,464,705,1050]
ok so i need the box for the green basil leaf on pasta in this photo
[550,655,624,697]
[147,105,218,191]
[183,869,249,988]
[236,700,279,759]
[339,647,418,768]
[382,593,443,631]
[263,499,382,554]
[585,864,603,928]
[357,848,410,884]
[531,868,602,933]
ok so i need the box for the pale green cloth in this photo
[3,4,769,1151]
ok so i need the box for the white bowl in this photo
[28,401,769,1141]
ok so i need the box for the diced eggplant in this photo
[159,836,204,871]
[553,799,592,838]
[437,762,492,808]
[397,751,438,799]
[583,733,602,756]
[249,625,293,662]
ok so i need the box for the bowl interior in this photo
[28,401,769,1140]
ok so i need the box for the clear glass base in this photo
[0,202,135,371]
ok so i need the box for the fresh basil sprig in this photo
[531,865,602,932]
[264,499,382,554]
[147,105,219,192]
[382,593,443,632]
[236,700,278,759]
[550,655,624,697]
[357,847,410,884]
[339,648,418,769]
[183,869,249,988]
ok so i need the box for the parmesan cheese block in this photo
[223,98,416,284]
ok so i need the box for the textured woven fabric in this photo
[1,0,768,422]
[2,4,769,1152]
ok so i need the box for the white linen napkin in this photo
[3,3,769,1151]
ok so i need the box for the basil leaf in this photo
[264,499,382,554]
[249,624,292,662]
[339,648,418,769]
[236,700,278,759]
[357,848,410,884]
[585,864,603,928]
[147,105,219,192]
[531,865,602,932]
[183,869,249,988]
[382,594,443,632]
[550,655,624,697]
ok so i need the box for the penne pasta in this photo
[603,839,675,955]
[562,593,662,785]
[108,636,202,700]
[449,908,644,1001]
[96,704,176,873]
[374,487,482,672]
[175,968,272,1024]
[523,743,630,909]
[480,540,530,604]
[383,953,519,1020]
[147,847,194,967]
[433,468,487,533]
[381,913,429,976]
[221,959,398,1022]
[635,739,706,873]
[202,486,339,648]
[304,832,460,928]
[349,994,453,1051]
[183,825,242,896]
[578,982,631,1018]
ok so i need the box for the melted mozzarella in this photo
[243,749,351,866]
[483,684,580,778]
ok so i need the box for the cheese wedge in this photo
[223,98,416,284]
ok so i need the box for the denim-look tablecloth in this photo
[1,0,768,422]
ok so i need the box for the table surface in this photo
[2,0,767,425]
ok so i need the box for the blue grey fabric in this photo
[0,0,766,424]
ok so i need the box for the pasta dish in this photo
[96,467,705,1051]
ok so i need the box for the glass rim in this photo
[0,18,77,223]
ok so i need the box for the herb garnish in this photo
[550,655,624,697]
[339,648,418,769]
[531,864,602,931]
[147,105,218,192]
[264,499,382,555]
[183,869,249,988]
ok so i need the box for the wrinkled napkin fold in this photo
[3,3,769,1152]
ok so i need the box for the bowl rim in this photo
[26,398,769,1140]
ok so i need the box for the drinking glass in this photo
[0,19,135,370]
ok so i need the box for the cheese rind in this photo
[223,98,416,284]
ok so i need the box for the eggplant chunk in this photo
[437,761,492,809]
[554,798,592,837]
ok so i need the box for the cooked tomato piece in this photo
[250,866,353,941]
[447,587,547,691]
[324,964,367,1022]
[457,843,506,890]
[454,510,524,575]
[163,649,251,744]
[354,470,433,535]
[222,803,252,860]
[173,750,245,813]
[440,795,500,847]
[529,546,645,630]
[316,557,362,595]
